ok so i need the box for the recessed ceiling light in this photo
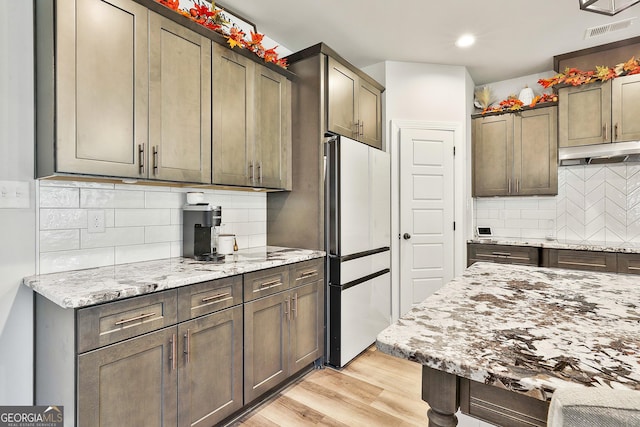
[455,34,476,48]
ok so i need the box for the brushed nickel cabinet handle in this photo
[170,333,176,371]
[114,312,156,326]
[615,123,619,141]
[299,270,318,279]
[354,120,360,137]
[258,161,262,183]
[152,145,159,174]
[201,292,231,303]
[517,179,520,193]
[284,297,290,321]
[492,252,512,257]
[184,329,190,364]
[292,293,298,319]
[603,123,608,141]
[360,121,364,137]
[249,161,254,180]
[138,144,145,174]
[256,279,283,290]
[508,179,511,194]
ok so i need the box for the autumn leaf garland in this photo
[538,56,640,88]
[481,56,640,115]
[156,0,288,68]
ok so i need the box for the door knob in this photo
[403,233,411,240]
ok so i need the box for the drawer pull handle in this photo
[491,252,512,257]
[114,312,156,326]
[255,280,283,292]
[285,296,290,321]
[201,292,231,303]
[299,270,318,279]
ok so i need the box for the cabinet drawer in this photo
[177,275,243,322]
[616,253,640,275]
[467,243,539,266]
[244,265,290,301]
[290,258,324,288]
[542,249,617,272]
[460,378,548,427]
[77,290,178,353]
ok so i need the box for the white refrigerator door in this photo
[369,147,391,249]
[339,137,371,256]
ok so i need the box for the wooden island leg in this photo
[422,366,460,427]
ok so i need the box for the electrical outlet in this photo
[88,210,105,233]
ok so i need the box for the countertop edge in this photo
[23,247,326,309]
[467,238,640,254]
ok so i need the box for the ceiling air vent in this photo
[584,17,636,39]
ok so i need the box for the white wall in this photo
[375,60,474,326]
[0,1,36,404]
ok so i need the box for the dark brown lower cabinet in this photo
[77,305,243,427]
[244,280,323,403]
[467,243,540,267]
[177,306,243,427]
[78,327,178,427]
[36,259,324,427]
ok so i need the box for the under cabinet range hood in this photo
[559,140,640,166]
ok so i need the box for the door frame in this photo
[390,120,466,321]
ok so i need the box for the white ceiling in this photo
[224,0,640,85]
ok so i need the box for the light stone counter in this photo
[377,262,640,402]
[23,246,325,309]
[468,237,640,254]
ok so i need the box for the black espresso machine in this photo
[182,204,224,262]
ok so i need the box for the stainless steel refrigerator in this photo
[325,135,391,368]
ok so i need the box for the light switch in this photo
[0,180,30,209]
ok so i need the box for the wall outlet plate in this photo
[0,180,30,209]
[88,210,105,233]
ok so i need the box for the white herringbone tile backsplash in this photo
[475,164,640,245]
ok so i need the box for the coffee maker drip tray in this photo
[194,252,226,263]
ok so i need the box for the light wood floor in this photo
[231,346,429,426]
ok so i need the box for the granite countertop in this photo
[23,246,325,309]
[377,262,640,401]
[468,237,640,254]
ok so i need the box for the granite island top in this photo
[23,246,325,309]
[468,237,640,254]
[377,262,640,401]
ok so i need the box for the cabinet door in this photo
[328,57,358,139]
[358,79,383,149]
[514,107,558,196]
[255,65,291,189]
[177,305,243,427]
[56,0,148,178]
[559,82,611,147]
[212,43,254,186]
[612,74,640,142]
[289,281,323,375]
[78,327,177,427]
[244,292,289,403]
[149,13,211,183]
[472,115,513,197]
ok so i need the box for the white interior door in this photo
[400,128,455,315]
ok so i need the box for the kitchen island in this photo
[377,262,640,426]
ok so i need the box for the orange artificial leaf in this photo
[250,32,265,45]
[263,47,279,63]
